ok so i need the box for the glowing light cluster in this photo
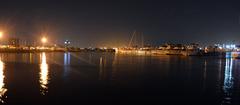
[223,44,236,49]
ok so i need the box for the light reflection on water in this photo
[39,52,49,95]
[222,58,234,104]
[0,53,238,104]
[64,52,71,65]
[63,52,71,77]
[0,57,7,103]
[99,57,103,80]
[99,57,108,80]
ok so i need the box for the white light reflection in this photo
[222,58,233,104]
[223,58,233,93]
[40,52,49,95]
[63,52,71,77]
[64,52,70,65]
[0,58,7,103]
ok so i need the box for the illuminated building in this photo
[8,38,20,47]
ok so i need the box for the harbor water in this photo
[0,52,239,105]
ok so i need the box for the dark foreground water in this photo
[0,52,239,105]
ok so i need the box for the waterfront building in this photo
[8,38,20,47]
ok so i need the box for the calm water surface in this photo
[0,52,239,105]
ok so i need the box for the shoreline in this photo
[0,49,238,59]
[0,49,116,53]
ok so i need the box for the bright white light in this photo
[64,40,70,44]
[226,45,230,49]
[231,44,236,49]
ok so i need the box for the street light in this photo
[41,37,47,49]
[41,37,47,44]
[0,32,3,38]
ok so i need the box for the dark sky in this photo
[0,0,240,47]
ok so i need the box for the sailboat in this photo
[118,31,146,54]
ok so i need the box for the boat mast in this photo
[141,32,144,48]
[128,30,136,47]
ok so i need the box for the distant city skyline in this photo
[0,1,240,47]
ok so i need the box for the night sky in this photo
[0,0,240,47]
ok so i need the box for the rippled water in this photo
[0,52,239,105]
